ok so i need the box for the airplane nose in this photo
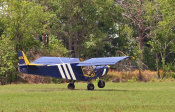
[131,56,135,60]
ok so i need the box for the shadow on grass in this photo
[26,88,139,92]
[94,89,131,92]
[26,88,72,92]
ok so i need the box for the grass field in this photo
[0,81,175,112]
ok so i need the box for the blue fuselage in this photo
[19,64,109,81]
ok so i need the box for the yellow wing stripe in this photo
[29,64,44,66]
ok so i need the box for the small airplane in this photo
[18,51,131,90]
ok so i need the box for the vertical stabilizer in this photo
[18,51,30,65]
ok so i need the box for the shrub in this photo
[108,70,158,82]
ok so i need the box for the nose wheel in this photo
[98,80,105,88]
[87,83,94,90]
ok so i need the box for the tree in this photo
[148,0,175,78]
[115,0,158,80]
[49,0,123,58]
[0,0,50,83]
[2,0,50,51]
[0,36,16,84]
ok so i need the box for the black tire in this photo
[68,83,75,90]
[98,80,105,88]
[87,83,94,90]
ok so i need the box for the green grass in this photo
[0,81,175,112]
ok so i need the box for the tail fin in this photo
[18,51,30,65]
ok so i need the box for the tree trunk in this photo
[138,35,143,80]
[138,39,143,80]
[137,0,143,81]
[43,33,46,46]
[160,47,166,78]
[156,53,160,78]
[68,34,73,57]
[46,34,49,46]
[74,33,80,58]
[162,54,166,78]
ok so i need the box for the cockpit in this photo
[82,66,96,77]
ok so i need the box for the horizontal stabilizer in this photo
[76,56,130,66]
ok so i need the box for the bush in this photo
[172,73,175,78]
[165,72,175,79]
[0,36,17,84]
[52,78,63,84]
[108,70,158,82]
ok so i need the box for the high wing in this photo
[31,57,80,65]
[76,56,130,66]
[18,51,80,66]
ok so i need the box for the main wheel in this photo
[98,80,105,88]
[68,83,75,90]
[87,83,94,90]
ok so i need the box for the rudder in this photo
[18,51,30,65]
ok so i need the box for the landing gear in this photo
[87,80,105,90]
[67,81,75,90]
[98,80,105,88]
[87,83,94,90]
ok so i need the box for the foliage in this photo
[49,0,123,58]
[0,0,51,83]
[40,35,68,57]
[0,0,175,83]
[1,0,50,51]
[147,0,175,76]
[108,70,158,82]
[0,35,17,83]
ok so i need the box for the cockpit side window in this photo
[82,66,96,77]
